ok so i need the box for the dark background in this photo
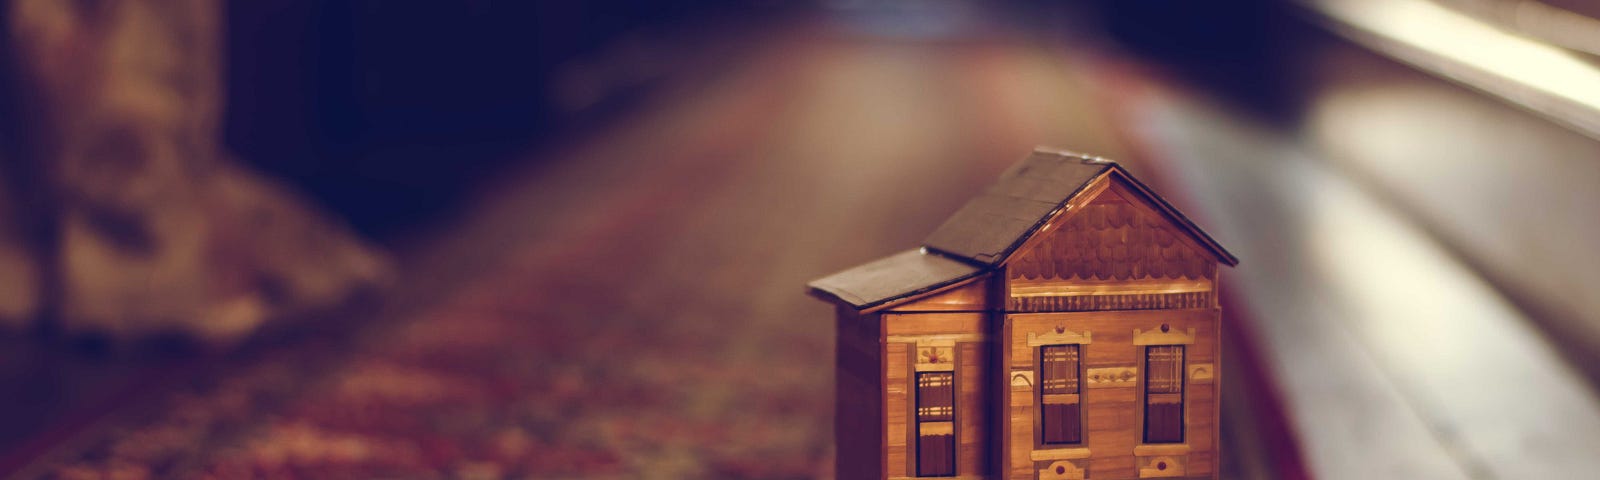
[221,0,1297,238]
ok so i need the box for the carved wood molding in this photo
[1132,327,1195,345]
[1007,196,1217,283]
[1038,459,1088,480]
[1136,454,1187,478]
[1026,327,1091,347]
[1008,292,1210,312]
[1188,363,1215,384]
[914,340,955,372]
[1010,279,1210,297]
[1085,366,1138,388]
[1010,370,1035,390]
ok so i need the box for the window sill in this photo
[1133,443,1191,456]
[1030,446,1092,461]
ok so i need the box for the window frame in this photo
[1132,325,1196,447]
[1141,344,1186,444]
[1038,343,1085,446]
[913,341,957,477]
[1025,327,1092,450]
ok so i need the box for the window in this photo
[1040,344,1082,444]
[916,371,956,476]
[1143,345,1185,443]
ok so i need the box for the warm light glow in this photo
[1311,0,1600,133]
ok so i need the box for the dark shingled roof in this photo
[808,148,1238,311]
[806,249,982,311]
[924,151,1114,264]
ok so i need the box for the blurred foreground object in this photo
[2,0,389,346]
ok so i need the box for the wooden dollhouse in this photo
[809,149,1237,480]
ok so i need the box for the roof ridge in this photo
[917,245,993,269]
[1032,146,1116,165]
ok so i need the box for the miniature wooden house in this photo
[809,149,1237,480]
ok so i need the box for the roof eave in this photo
[806,268,988,314]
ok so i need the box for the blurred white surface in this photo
[1130,92,1600,479]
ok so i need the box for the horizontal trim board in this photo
[1011,280,1211,297]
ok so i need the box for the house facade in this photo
[810,150,1237,480]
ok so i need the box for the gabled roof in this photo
[923,150,1115,264]
[808,148,1237,311]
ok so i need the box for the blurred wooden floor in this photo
[8,13,1600,480]
[11,21,1188,479]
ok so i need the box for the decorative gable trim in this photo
[1026,327,1092,347]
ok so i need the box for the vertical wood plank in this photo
[957,341,989,475]
[835,309,883,480]
[885,342,910,478]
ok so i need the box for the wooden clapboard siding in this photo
[1008,387,1034,480]
[1088,454,1137,476]
[884,312,987,337]
[886,342,911,478]
[885,277,991,313]
[1004,308,1218,480]
[1084,398,1136,431]
[837,308,883,480]
[882,310,991,478]
[1009,311,1210,370]
[1210,304,1221,480]
[1085,331,1138,366]
[837,370,880,478]
[1188,382,1218,478]
[838,310,882,382]
[1188,450,1216,477]
[1010,311,1214,341]
[999,315,1026,480]
[957,341,990,476]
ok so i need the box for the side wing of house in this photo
[999,172,1223,480]
[878,277,997,479]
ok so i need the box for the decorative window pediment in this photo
[915,339,955,372]
[1027,327,1091,347]
[1132,326,1195,345]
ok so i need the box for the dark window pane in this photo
[917,428,955,476]
[1042,402,1081,444]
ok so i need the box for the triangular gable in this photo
[1007,173,1222,294]
[924,150,1236,268]
[1002,167,1238,273]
